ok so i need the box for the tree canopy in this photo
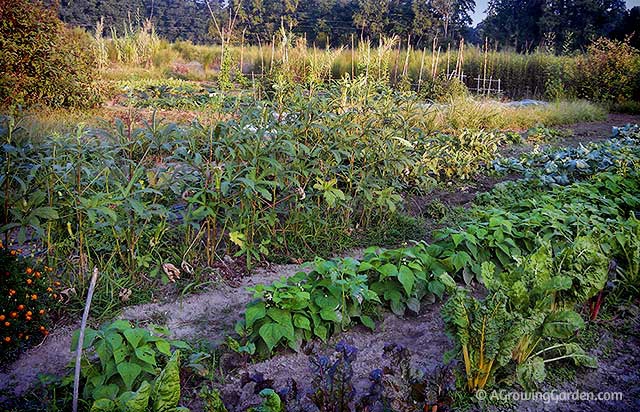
[50,0,638,51]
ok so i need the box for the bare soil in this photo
[1,115,639,411]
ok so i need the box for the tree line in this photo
[51,0,639,51]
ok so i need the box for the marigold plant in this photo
[0,241,59,363]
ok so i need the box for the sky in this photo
[470,0,640,26]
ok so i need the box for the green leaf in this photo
[152,351,182,412]
[258,323,285,352]
[406,297,421,313]
[438,273,456,290]
[105,331,124,352]
[314,293,339,309]
[377,263,398,280]
[428,280,445,299]
[319,308,339,322]
[543,310,584,338]
[360,315,375,330]
[117,362,142,391]
[293,314,311,331]
[314,324,328,341]
[134,345,157,366]
[71,328,99,351]
[123,328,148,349]
[91,398,116,412]
[516,356,546,390]
[245,302,266,328]
[118,381,151,412]
[398,265,415,296]
[155,340,171,356]
[92,384,120,401]
[229,231,245,248]
[32,206,59,220]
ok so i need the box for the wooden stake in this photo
[72,267,99,412]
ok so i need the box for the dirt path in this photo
[1,115,639,409]
[0,262,306,400]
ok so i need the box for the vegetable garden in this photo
[1,3,640,411]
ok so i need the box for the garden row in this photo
[3,125,639,411]
[1,82,551,316]
[54,155,640,411]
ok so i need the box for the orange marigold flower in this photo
[25,316,32,321]
[0,315,4,321]
[39,326,45,331]
[35,271,41,278]
[10,250,16,255]
[39,309,45,315]
[54,281,61,287]
[26,279,33,285]
[4,337,10,342]
[9,312,18,319]
[26,311,32,317]
[8,289,16,296]
[4,322,10,327]
[17,305,25,311]
[31,294,37,300]
[26,268,33,275]
[43,330,49,336]
[47,287,53,292]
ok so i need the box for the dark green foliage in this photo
[0,0,100,109]
[482,0,627,52]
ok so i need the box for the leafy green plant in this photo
[362,243,449,316]
[241,258,379,355]
[67,320,190,411]
[442,288,518,391]
[608,215,640,299]
[480,248,597,390]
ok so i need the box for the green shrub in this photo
[0,0,101,109]
[0,243,59,364]
[574,37,640,103]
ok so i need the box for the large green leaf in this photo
[90,398,116,412]
[118,381,151,412]
[377,263,398,280]
[245,301,266,328]
[258,323,285,352]
[542,310,584,338]
[516,356,546,390]
[398,265,415,296]
[135,345,157,366]
[152,351,181,412]
[123,328,148,348]
[292,314,311,331]
[117,362,142,391]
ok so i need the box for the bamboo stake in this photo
[72,267,99,412]
[351,33,355,78]
[239,28,245,74]
[402,35,411,79]
[270,35,275,73]
[418,47,426,92]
